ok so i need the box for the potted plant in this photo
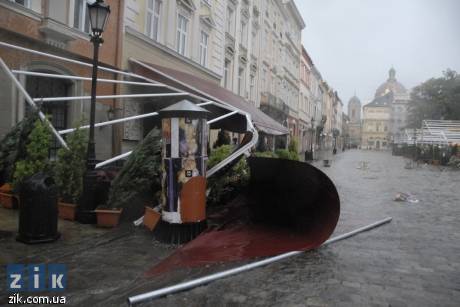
[11,119,52,205]
[0,183,19,209]
[143,205,161,231]
[95,206,123,228]
[54,124,87,221]
[0,112,39,209]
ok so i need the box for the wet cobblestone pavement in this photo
[1,150,459,306]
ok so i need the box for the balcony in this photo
[260,92,289,125]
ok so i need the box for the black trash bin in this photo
[17,172,60,244]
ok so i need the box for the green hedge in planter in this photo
[0,111,39,185]
[12,119,52,189]
[54,124,87,204]
[275,149,299,161]
[106,128,162,211]
[207,145,249,206]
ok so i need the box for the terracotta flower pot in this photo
[0,192,19,209]
[144,206,161,231]
[0,183,12,193]
[58,202,77,221]
[96,208,123,228]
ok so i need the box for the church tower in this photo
[348,95,361,123]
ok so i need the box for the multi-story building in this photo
[310,64,323,141]
[361,92,392,150]
[375,68,410,143]
[333,93,343,149]
[257,0,305,147]
[347,94,362,148]
[342,113,350,149]
[0,0,125,159]
[361,67,409,149]
[299,46,313,153]
[120,0,290,151]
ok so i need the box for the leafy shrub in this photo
[275,149,299,161]
[207,145,249,206]
[107,128,162,210]
[288,138,299,153]
[448,155,460,169]
[213,129,231,148]
[54,124,87,203]
[0,111,39,184]
[253,151,278,158]
[12,119,51,189]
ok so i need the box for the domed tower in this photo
[375,67,407,97]
[348,95,361,124]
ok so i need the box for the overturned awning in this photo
[129,59,288,136]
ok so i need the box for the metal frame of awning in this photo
[397,120,460,146]
[0,41,258,177]
[129,59,289,136]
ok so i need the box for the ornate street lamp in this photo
[310,117,315,153]
[77,0,111,224]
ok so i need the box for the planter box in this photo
[58,202,76,221]
[95,208,123,228]
[144,206,161,231]
[0,192,19,209]
[0,183,12,193]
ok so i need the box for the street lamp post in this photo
[310,117,315,153]
[77,0,111,224]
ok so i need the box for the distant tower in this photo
[348,94,361,123]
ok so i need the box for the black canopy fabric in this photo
[130,59,289,135]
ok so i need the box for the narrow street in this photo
[2,150,459,306]
[140,150,460,307]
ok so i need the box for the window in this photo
[224,59,232,89]
[10,0,30,7]
[250,75,255,101]
[176,14,188,56]
[146,0,161,41]
[199,31,209,67]
[226,7,235,35]
[238,67,245,97]
[240,21,248,46]
[74,0,90,33]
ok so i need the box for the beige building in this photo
[299,46,313,152]
[361,92,392,150]
[120,0,291,151]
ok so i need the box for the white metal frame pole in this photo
[0,57,68,149]
[127,217,392,305]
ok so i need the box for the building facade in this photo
[347,95,362,148]
[361,92,392,150]
[0,0,125,159]
[362,67,409,149]
[299,46,313,153]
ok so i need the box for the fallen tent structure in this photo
[1,41,341,260]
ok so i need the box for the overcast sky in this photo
[294,0,460,110]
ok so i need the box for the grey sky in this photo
[294,0,460,110]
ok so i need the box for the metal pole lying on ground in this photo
[127,217,392,306]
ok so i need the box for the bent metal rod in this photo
[127,217,392,306]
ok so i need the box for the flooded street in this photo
[146,150,460,307]
[1,150,459,307]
